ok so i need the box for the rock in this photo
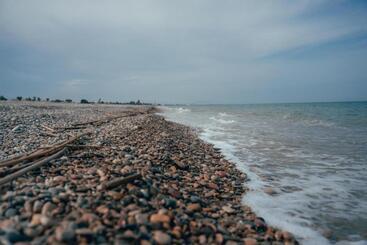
[150,213,170,223]
[33,200,43,213]
[264,187,277,195]
[208,182,219,189]
[215,233,224,243]
[282,231,294,241]
[53,176,66,184]
[222,205,235,214]
[254,218,267,232]
[172,226,182,238]
[41,202,56,216]
[11,125,23,133]
[199,234,207,244]
[96,205,109,215]
[163,198,177,208]
[31,214,42,226]
[274,231,283,241]
[153,231,171,245]
[135,213,148,224]
[55,222,76,242]
[75,228,94,237]
[244,238,258,245]
[4,208,17,217]
[5,229,27,243]
[187,203,201,212]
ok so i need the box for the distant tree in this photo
[0,95,7,101]
[80,99,89,104]
[129,101,136,105]
[32,96,36,101]
[46,98,49,102]
[52,99,63,103]
[65,99,72,103]
[37,97,41,101]
[25,97,32,101]
[136,100,141,105]
[16,96,22,101]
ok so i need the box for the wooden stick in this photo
[66,144,102,149]
[55,126,88,130]
[0,148,66,186]
[0,132,87,167]
[0,162,34,177]
[40,132,58,137]
[103,173,141,190]
[41,124,56,132]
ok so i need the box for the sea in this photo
[160,102,367,245]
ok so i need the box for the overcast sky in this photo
[0,0,366,104]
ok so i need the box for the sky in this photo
[0,0,367,104]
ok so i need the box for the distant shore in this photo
[0,101,297,244]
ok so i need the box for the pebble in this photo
[0,103,297,245]
[150,213,170,223]
[4,208,17,217]
[55,222,76,242]
[153,231,171,245]
[187,203,201,212]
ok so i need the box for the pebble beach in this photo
[0,101,297,245]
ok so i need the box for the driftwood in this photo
[41,124,56,132]
[40,132,58,137]
[55,126,88,130]
[66,144,102,149]
[0,133,88,167]
[0,148,66,186]
[103,173,141,190]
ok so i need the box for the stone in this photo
[282,231,293,241]
[41,202,56,216]
[135,213,148,224]
[55,223,76,242]
[5,208,17,217]
[222,206,235,214]
[33,200,43,213]
[244,238,258,245]
[264,187,277,195]
[215,233,224,243]
[187,203,201,212]
[153,231,171,245]
[150,213,170,223]
[53,176,66,184]
[5,229,27,243]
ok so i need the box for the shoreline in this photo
[0,102,297,244]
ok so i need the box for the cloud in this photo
[0,0,366,103]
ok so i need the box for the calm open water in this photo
[161,102,367,245]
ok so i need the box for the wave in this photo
[282,113,335,128]
[209,112,236,124]
[176,107,191,113]
[209,116,235,124]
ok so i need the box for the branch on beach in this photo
[0,148,66,186]
[99,173,142,190]
[0,132,89,167]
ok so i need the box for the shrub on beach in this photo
[0,95,7,101]
[16,96,22,101]
[80,99,89,104]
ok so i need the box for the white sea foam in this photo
[176,107,191,113]
[209,116,235,124]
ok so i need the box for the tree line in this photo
[0,96,155,105]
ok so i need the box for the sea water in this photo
[160,102,367,245]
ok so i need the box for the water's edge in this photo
[159,104,367,245]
